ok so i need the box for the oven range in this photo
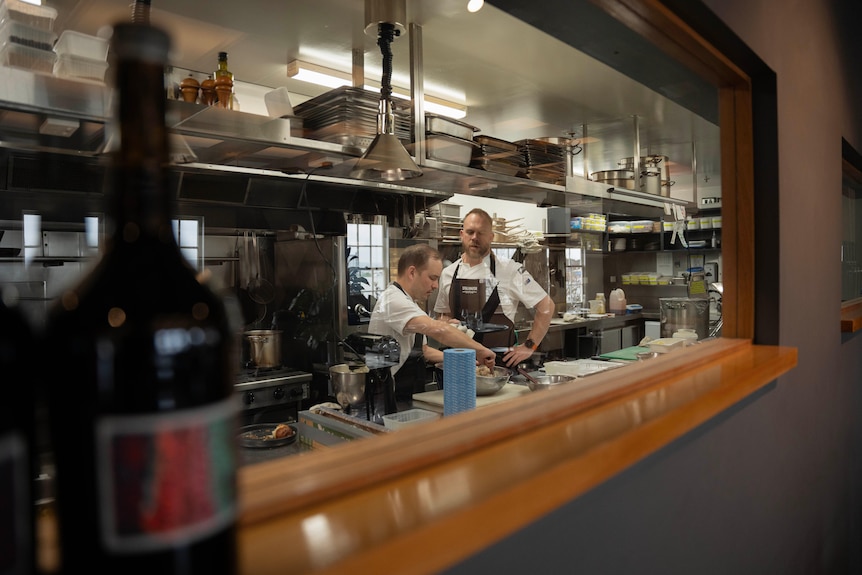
[235,366,312,426]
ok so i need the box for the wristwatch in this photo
[523,338,536,350]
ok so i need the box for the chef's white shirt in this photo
[368,283,427,375]
[433,253,548,322]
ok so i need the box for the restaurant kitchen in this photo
[0,0,724,452]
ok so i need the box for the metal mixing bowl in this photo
[475,366,511,396]
[329,364,367,407]
[434,364,510,396]
[526,374,575,392]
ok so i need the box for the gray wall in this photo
[447,1,862,573]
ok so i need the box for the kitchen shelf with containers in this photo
[570,214,722,253]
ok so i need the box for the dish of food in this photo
[238,423,297,449]
[475,365,511,395]
[432,363,510,395]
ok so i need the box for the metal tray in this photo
[474,134,519,151]
[426,113,478,140]
[470,160,522,177]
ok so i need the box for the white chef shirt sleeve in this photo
[507,260,548,309]
[433,263,456,315]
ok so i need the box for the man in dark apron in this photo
[368,244,496,411]
[434,208,555,368]
[449,256,515,349]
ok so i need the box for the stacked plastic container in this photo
[0,0,58,74]
[53,29,109,82]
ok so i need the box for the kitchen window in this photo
[565,245,585,311]
[173,217,202,270]
[346,218,388,311]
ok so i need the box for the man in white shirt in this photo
[434,208,554,367]
[369,243,496,401]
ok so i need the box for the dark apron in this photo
[449,256,515,348]
[392,282,429,402]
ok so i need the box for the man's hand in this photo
[501,345,535,367]
[477,346,496,369]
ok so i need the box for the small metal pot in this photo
[591,170,635,190]
[244,329,282,368]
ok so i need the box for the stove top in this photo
[235,366,313,390]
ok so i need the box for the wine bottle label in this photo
[96,398,238,553]
[0,431,29,575]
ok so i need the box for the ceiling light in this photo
[467,0,484,13]
[287,63,468,119]
[287,60,352,89]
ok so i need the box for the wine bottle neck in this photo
[109,55,175,244]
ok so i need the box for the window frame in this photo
[235,2,791,573]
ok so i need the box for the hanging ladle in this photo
[247,231,275,305]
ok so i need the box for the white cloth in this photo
[433,253,548,322]
[368,283,427,376]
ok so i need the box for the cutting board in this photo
[412,383,531,414]
[598,346,651,361]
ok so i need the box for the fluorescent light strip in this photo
[385,90,467,119]
[287,60,352,89]
[287,60,467,119]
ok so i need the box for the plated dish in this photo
[238,423,297,449]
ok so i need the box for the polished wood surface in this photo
[238,339,796,574]
[841,297,862,333]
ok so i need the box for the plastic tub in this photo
[648,337,687,353]
[383,409,440,430]
[607,221,631,233]
[53,53,109,82]
[53,30,109,60]
[0,42,55,73]
[0,18,56,51]
[630,220,653,233]
[0,0,57,31]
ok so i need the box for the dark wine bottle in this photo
[0,296,37,575]
[44,23,238,574]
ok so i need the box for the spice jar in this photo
[179,75,199,103]
[200,77,216,106]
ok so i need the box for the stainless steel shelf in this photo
[0,67,694,213]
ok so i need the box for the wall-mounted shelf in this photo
[0,67,695,225]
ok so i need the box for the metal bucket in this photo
[659,298,709,340]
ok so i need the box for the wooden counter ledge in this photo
[238,338,797,575]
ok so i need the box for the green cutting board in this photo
[599,346,651,361]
